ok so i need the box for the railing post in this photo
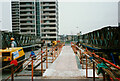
[11,56,14,81]
[103,60,106,81]
[52,46,54,63]
[103,70,105,81]
[55,47,57,60]
[41,47,43,76]
[46,45,48,69]
[82,53,84,69]
[31,57,33,81]
[79,50,82,64]
[11,65,14,81]
[57,47,58,57]
[53,48,55,61]
[106,74,110,81]
[58,46,59,56]
[92,54,95,81]
[86,54,88,78]
[59,45,61,54]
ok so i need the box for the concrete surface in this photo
[43,46,85,78]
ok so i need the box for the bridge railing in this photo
[80,26,120,49]
[0,31,41,49]
[1,43,64,81]
[71,42,120,81]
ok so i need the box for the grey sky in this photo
[59,2,118,35]
[0,1,12,32]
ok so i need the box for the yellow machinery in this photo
[0,47,25,68]
[52,41,57,46]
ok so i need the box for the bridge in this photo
[1,26,120,81]
[0,31,41,49]
[1,42,120,81]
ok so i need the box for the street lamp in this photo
[77,33,80,42]
[63,34,66,42]
[77,31,82,42]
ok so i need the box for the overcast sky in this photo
[59,1,118,35]
[0,0,119,35]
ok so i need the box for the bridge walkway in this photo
[43,45,85,79]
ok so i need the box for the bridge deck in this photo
[43,45,85,79]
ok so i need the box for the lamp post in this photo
[77,33,80,42]
[77,31,82,42]
[76,27,79,41]
[63,34,66,43]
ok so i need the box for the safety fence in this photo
[71,42,120,81]
[1,43,64,81]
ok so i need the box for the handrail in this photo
[1,43,62,70]
[71,42,119,81]
[2,42,64,81]
[75,44,120,70]
[0,56,31,71]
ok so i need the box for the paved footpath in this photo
[43,45,85,79]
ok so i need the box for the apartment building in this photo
[11,0,58,43]
[11,0,40,36]
[40,0,59,43]
[119,1,120,27]
[11,1,20,34]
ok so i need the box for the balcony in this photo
[41,23,56,25]
[12,22,19,24]
[13,30,20,32]
[41,8,56,11]
[41,36,56,39]
[41,13,56,16]
[12,7,19,9]
[12,18,19,20]
[20,9,34,11]
[12,10,19,12]
[12,5,19,8]
[20,13,34,16]
[20,23,35,25]
[21,27,34,29]
[20,18,34,21]
[20,32,35,35]
[12,27,19,29]
[12,2,19,4]
[20,5,34,7]
[41,32,56,34]
[41,4,56,6]
[12,24,19,26]
[41,27,57,30]
[41,18,56,20]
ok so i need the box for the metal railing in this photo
[1,43,64,81]
[71,42,120,81]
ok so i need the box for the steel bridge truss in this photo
[81,26,120,49]
[0,31,41,49]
